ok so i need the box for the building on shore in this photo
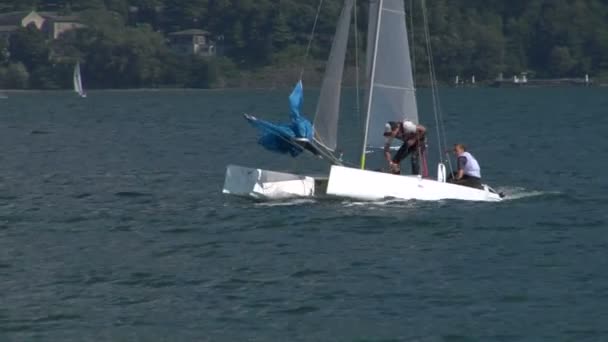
[0,10,84,40]
[168,29,218,57]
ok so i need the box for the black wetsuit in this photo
[385,122,426,175]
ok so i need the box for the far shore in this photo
[2,83,607,93]
[0,82,608,94]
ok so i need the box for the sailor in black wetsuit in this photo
[383,120,427,175]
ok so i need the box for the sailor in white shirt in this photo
[448,143,483,189]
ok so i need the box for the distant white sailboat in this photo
[73,62,87,98]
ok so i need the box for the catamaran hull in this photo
[326,165,502,202]
[223,165,318,200]
[223,164,502,202]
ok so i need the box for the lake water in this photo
[1,88,607,341]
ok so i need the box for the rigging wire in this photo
[293,0,330,170]
[409,0,423,176]
[300,0,325,80]
[409,0,416,83]
[420,0,453,175]
[354,0,361,130]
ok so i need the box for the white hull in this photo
[326,165,502,202]
[223,164,502,202]
[223,165,318,199]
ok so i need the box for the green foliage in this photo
[0,39,9,64]
[8,26,49,70]
[0,0,39,11]
[162,0,208,32]
[408,0,608,80]
[56,22,171,88]
[187,56,217,88]
[5,0,608,89]
[0,62,30,89]
[549,46,576,76]
[30,64,62,89]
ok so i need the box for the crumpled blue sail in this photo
[245,80,313,157]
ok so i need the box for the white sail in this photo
[362,0,417,152]
[313,0,354,152]
[73,62,86,97]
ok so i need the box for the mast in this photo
[359,0,383,169]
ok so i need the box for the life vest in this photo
[458,151,481,178]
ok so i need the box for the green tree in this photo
[8,25,50,71]
[71,0,106,11]
[0,0,39,11]
[187,56,217,88]
[104,0,129,19]
[0,39,9,65]
[1,62,30,89]
[162,0,208,32]
[549,46,576,76]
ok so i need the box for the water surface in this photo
[1,88,607,341]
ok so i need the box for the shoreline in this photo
[2,84,607,92]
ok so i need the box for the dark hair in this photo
[383,121,400,136]
[454,143,466,151]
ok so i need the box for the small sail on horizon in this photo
[73,62,86,97]
[362,0,417,152]
[312,0,354,152]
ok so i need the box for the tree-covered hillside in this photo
[1,0,608,89]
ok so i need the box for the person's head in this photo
[384,121,400,137]
[402,120,417,134]
[383,123,393,136]
[453,143,466,155]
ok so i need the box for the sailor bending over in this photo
[383,120,426,175]
[448,144,483,189]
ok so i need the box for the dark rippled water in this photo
[1,88,607,341]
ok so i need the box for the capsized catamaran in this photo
[73,62,87,98]
[223,0,502,202]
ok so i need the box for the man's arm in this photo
[384,143,393,163]
[384,129,398,163]
[416,125,426,143]
[417,125,426,137]
[456,156,467,180]
[405,125,426,147]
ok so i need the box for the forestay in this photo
[313,0,354,152]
